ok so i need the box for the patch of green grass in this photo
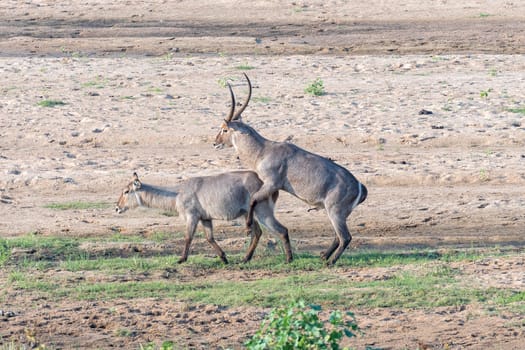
[10,262,518,312]
[235,63,255,70]
[60,46,84,58]
[507,107,525,115]
[116,328,136,337]
[148,231,174,242]
[60,255,179,272]
[82,77,107,89]
[304,78,325,96]
[37,99,66,107]
[253,96,272,104]
[479,13,491,18]
[0,239,9,266]
[140,340,176,350]
[147,86,164,94]
[44,201,110,210]
[3,234,523,314]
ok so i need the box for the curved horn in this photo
[233,73,252,120]
[224,82,236,122]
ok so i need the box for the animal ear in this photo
[132,172,141,189]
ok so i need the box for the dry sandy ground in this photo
[1,0,524,349]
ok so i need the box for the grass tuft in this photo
[37,99,66,107]
[44,201,110,210]
[507,107,525,115]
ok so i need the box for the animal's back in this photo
[265,142,360,207]
[180,171,260,221]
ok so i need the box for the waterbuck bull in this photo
[214,74,367,265]
[115,172,292,264]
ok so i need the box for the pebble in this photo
[0,310,16,318]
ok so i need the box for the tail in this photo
[350,182,367,210]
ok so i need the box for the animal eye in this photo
[223,129,228,133]
[124,190,129,194]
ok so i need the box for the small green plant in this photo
[218,77,235,88]
[60,46,83,59]
[37,100,66,107]
[160,341,175,350]
[245,299,359,350]
[140,343,156,350]
[161,52,174,61]
[479,168,490,182]
[479,13,490,18]
[304,78,325,96]
[480,89,492,98]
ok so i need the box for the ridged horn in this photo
[224,82,236,122]
[232,73,252,120]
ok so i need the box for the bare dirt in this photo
[1,1,524,349]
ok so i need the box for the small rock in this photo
[0,310,16,317]
[419,109,433,115]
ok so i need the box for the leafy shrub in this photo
[245,300,359,350]
[304,78,325,96]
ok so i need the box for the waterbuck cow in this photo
[214,74,367,265]
[115,172,292,264]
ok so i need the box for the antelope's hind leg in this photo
[324,208,352,266]
[202,220,228,264]
[254,201,293,263]
[242,219,263,263]
[247,184,280,229]
[179,216,199,263]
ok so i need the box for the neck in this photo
[232,124,268,169]
[135,184,178,212]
